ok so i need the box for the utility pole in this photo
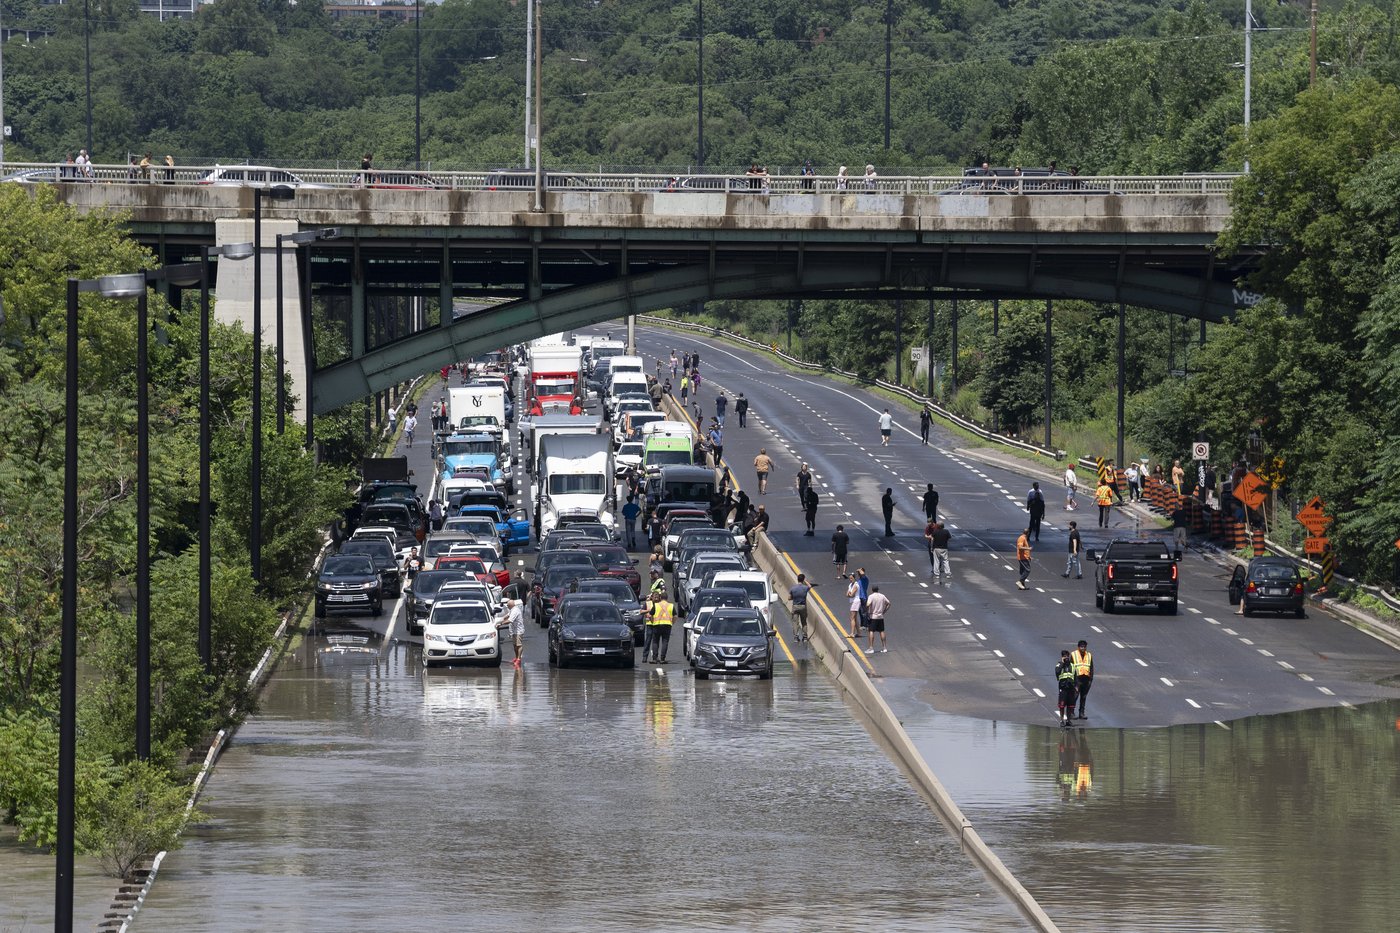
[883,0,892,151]
[1309,0,1318,86]
[697,0,705,170]
[1043,299,1053,450]
[894,298,903,384]
[525,0,533,167]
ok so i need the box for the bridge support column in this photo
[950,297,959,392]
[214,218,308,424]
[894,298,903,385]
[1044,299,1053,450]
[1117,303,1126,469]
[441,242,454,329]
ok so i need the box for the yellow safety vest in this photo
[1095,484,1113,507]
[648,601,674,625]
[1072,649,1092,678]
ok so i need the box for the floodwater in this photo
[131,637,1023,932]
[884,676,1400,933]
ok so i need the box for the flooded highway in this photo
[131,634,1024,932]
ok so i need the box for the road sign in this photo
[1235,471,1267,510]
[1191,441,1210,460]
[1295,496,1331,536]
[1304,536,1329,555]
[1320,549,1336,590]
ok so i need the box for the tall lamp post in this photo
[275,227,340,436]
[697,0,704,171]
[251,186,295,584]
[198,244,253,671]
[415,0,422,169]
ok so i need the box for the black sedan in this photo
[549,594,635,668]
[405,569,470,635]
[691,608,774,680]
[575,577,645,645]
[338,539,403,597]
[530,565,604,626]
[1230,557,1307,617]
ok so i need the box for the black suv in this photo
[1230,557,1306,617]
[338,539,403,597]
[315,555,383,619]
[549,594,634,668]
[691,608,774,680]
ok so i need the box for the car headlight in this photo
[562,627,577,639]
[425,632,448,643]
[619,628,633,639]
[316,583,331,592]
[478,630,497,642]
[362,581,379,590]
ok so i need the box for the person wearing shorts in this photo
[505,598,526,668]
[864,586,890,654]
[754,449,774,494]
[789,574,815,643]
[846,578,862,638]
[878,408,893,445]
[1055,650,1078,726]
[831,524,850,579]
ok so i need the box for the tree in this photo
[979,305,1046,433]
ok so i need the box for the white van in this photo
[709,570,777,626]
[605,372,650,419]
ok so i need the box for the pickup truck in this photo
[1087,540,1180,614]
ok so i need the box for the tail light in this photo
[1171,564,1178,582]
[1246,581,1258,593]
[1106,563,1115,580]
[1293,583,1304,595]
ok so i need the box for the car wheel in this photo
[695,668,710,680]
[490,652,502,668]
[1094,590,1103,608]
[1242,605,1253,618]
[1102,595,1114,614]
[759,665,773,680]
[371,600,383,617]
[1161,599,1178,615]
[622,653,635,669]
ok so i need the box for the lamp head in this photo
[154,263,202,287]
[262,185,296,202]
[217,242,255,261]
[95,273,148,299]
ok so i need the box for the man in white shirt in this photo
[1063,464,1078,511]
[864,586,891,654]
[878,409,893,446]
[503,598,526,668]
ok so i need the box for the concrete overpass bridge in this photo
[37,169,1254,416]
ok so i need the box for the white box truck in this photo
[534,433,616,536]
[447,385,513,489]
[522,413,603,476]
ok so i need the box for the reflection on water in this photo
[897,696,1400,933]
[133,637,1023,932]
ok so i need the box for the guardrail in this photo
[636,314,1066,462]
[0,162,1241,196]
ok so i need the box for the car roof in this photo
[712,570,768,581]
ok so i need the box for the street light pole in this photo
[884,0,892,151]
[525,0,533,168]
[251,187,295,583]
[1244,0,1252,172]
[135,284,150,759]
[532,0,543,211]
[415,0,422,169]
[57,278,80,933]
[697,0,704,171]
[84,0,92,155]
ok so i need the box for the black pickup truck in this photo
[1087,540,1181,614]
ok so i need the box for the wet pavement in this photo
[132,638,1024,932]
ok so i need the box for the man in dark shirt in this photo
[919,408,932,445]
[881,488,896,537]
[831,524,850,578]
[925,521,952,578]
[734,393,749,427]
[922,484,939,524]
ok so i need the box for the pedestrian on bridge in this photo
[707,422,724,465]
[1015,529,1033,590]
[680,375,690,404]
[645,590,675,664]
[864,586,890,654]
[735,393,749,427]
[1063,464,1078,511]
[387,406,398,436]
[622,494,642,550]
[789,574,815,642]
[1056,650,1078,726]
[429,498,444,532]
[922,483,939,524]
[925,521,951,579]
[881,487,895,537]
[1095,478,1114,529]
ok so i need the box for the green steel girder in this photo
[310,255,1238,414]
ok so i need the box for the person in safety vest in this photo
[1095,479,1114,529]
[1055,649,1078,726]
[645,590,674,664]
[1071,639,1094,719]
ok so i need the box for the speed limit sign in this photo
[1192,441,1210,461]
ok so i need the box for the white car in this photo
[615,411,665,447]
[195,165,330,189]
[615,441,644,477]
[352,525,416,561]
[709,570,777,625]
[441,515,500,540]
[422,598,503,667]
[439,579,504,615]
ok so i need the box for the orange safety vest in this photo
[1072,648,1092,678]
[1016,534,1032,561]
[1095,484,1113,507]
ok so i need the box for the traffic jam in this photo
[316,331,782,679]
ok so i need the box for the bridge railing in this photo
[1,163,1241,196]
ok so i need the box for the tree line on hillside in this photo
[0,0,1375,173]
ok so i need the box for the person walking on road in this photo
[1062,521,1082,579]
[1026,482,1046,542]
[789,574,816,643]
[855,568,871,633]
[1095,477,1114,529]
[680,374,690,405]
[735,393,749,427]
[428,498,444,532]
[1171,501,1190,551]
[1071,640,1094,719]
[881,487,895,537]
[878,408,894,446]
[846,575,862,637]
[922,483,939,524]
[1063,464,1078,511]
[864,586,890,654]
[387,406,398,436]
[1125,462,1141,502]
[803,486,819,535]
[832,524,850,579]
[796,462,812,504]
[926,521,952,579]
[645,590,675,663]
[1015,529,1033,590]
[714,391,728,426]
[1056,650,1079,726]
[622,494,642,550]
[919,408,931,445]
[707,422,724,465]
[404,412,418,447]
[504,598,526,668]
[754,449,774,494]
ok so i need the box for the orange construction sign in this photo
[1304,536,1329,555]
[1295,496,1331,536]
[1235,471,1267,510]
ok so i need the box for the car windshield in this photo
[682,533,733,550]
[439,557,487,574]
[340,541,390,559]
[585,546,629,567]
[460,494,507,510]
[668,519,711,534]
[1253,564,1299,582]
[647,450,692,467]
[432,604,492,626]
[323,556,374,576]
[549,475,607,495]
[719,579,768,601]
[544,567,594,588]
[414,571,466,594]
[362,507,410,526]
[567,604,622,624]
[443,440,497,457]
[445,519,496,537]
[425,538,475,558]
[708,615,764,636]
[545,551,595,567]
[577,580,637,604]
[619,443,644,457]
[457,416,501,430]
[535,378,576,396]
[663,480,714,501]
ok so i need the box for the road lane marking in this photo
[1187,607,1202,614]
[1278,661,1294,670]
[1051,597,1062,604]
[976,633,987,641]
[1135,658,1148,667]
[1215,721,1231,730]
[1112,641,1125,649]
[1257,649,1274,657]
[1012,667,1024,677]
[1032,688,1046,698]
[1222,628,1238,635]
[1239,638,1254,645]
[1090,625,1103,633]
[1186,698,1201,708]
[1318,686,1335,696]
[1298,673,1314,682]
[1160,677,1174,686]
[993,649,1005,658]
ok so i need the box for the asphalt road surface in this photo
[629,324,1400,727]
